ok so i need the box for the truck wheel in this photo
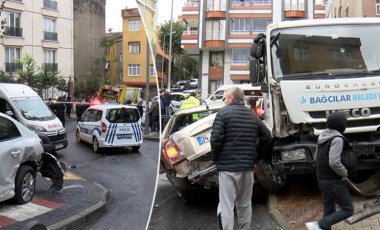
[166,170,197,204]
[14,165,35,204]
[76,129,81,143]
[255,160,286,193]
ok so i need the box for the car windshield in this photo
[107,108,140,123]
[12,97,55,120]
[270,24,380,80]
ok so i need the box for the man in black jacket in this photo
[211,87,272,230]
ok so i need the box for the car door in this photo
[79,109,100,143]
[0,116,24,200]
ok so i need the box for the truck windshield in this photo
[270,24,380,80]
[12,97,55,120]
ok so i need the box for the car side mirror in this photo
[5,110,14,117]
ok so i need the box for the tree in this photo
[158,20,185,56]
[0,69,15,83]
[15,55,39,87]
[37,64,60,98]
[0,1,6,38]
[172,54,199,83]
[56,78,68,95]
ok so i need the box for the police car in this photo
[76,104,143,153]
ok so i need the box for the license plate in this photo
[55,144,64,149]
[117,134,132,139]
[196,133,211,145]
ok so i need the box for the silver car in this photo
[0,113,43,204]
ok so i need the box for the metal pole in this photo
[144,37,150,135]
[160,35,166,89]
[167,0,174,91]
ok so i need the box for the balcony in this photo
[43,0,58,10]
[185,0,199,7]
[181,30,198,39]
[43,63,58,72]
[43,31,58,41]
[204,31,225,48]
[3,26,23,37]
[5,63,22,72]
[284,3,305,18]
[230,0,272,5]
[205,3,226,19]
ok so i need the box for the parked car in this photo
[189,78,198,88]
[204,84,262,106]
[76,104,143,153]
[0,112,43,204]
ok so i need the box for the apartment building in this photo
[156,37,169,88]
[136,0,157,53]
[1,0,74,84]
[326,0,379,18]
[180,0,325,98]
[122,8,157,97]
[104,32,122,85]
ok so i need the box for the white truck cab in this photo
[0,83,68,152]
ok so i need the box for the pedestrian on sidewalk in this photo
[306,111,353,230]
[210,87,272,230]
[149,97,159,132]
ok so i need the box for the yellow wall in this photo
[122,11,156,87]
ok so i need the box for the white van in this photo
[0,83,68,152]
[204,84,262,105]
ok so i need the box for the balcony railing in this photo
[205,31,225,40]
[43,31,58,41]
[5,63,23,72]
[284,3,305,11]
[183,30,198,35]
[43,0,58,10]
[43,63,58,72]
[230,0,272,5]
[207,3,227,11]
[185,0,199,6]
[3,26,23,37]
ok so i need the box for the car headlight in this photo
[27,124,47,132]
[281,149,306,162]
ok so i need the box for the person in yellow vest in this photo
[180,92,200,121]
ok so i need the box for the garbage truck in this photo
[97,85,142,104]
[249,17,380,193]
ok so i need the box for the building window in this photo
[206,20,226,40]
[3,11,22,37]
[207,0,226,11]
[328,49,352,61]
[252,18,270,32]
[284,0,305,11]
[377,0,380,15]
[128,42,140,54]
[43,18,57,41]
[149,64,156,76]
[294,47,310,61]
[129,20,140,31]
[230,18,251,33]
[44,49,58,71]
[232,48,249,64]
[43,0,58,10]
[128,64,140,76]
[5,47,21,72]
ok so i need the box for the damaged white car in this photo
[0,113,43,204]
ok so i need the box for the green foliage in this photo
[0,1,6,39]
[172,54,199,82]
[15,55,38,86]
[0,69,15,83]
[56,78,68,93]
[158,20,185,56]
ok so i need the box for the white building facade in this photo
[1,0,74,85]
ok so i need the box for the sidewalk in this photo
[143,131,160,142]
[0,173,111,230]
[268,177,380,230]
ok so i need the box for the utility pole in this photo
[167,0,174,90]
[144,37,150,135]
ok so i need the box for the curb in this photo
[48,180,112,230]
[267,194,289,230]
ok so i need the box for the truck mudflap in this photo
[346,173,380,197]
[346,200,380,224]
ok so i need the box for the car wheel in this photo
[14,165,35,204]
[132,146,140,152]
[255,159,286,194]
[76,129,81,143]
[92,137,101,153]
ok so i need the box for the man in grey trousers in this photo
[211,87,272,230]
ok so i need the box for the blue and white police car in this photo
[76,104,143,153]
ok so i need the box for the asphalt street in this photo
[55,118,159,230]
